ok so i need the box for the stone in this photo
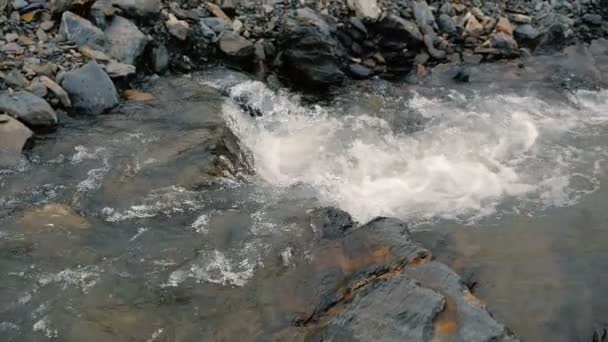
[61,62,119,115]
[438,14,456,34]
[39,76,71,108]
[255,216,519,341]
[279,8,345,87]
[123,89,155,102]
[375,13,424,50]
[5,32,18,42]
[103,60,136,77]
[0,91,57,130]
[3,69,29,88]
[0,115,33,168]
[59,11,106,48]
[201,17,229,34]
[424,34,446,59]
[495,17,513,36]
[513,24,540,48]
[347,63,372,79]
[413,0,436,34]
[511,14,532,24]
[206,2,231,22]
[79,46,111,61]
[310,207,354,239]
[26,79,48,97]
[218,30,254,61]
[111,0,161,17]
[151,44,169,73]
[465,14,483,37]
[491,32,518,55]
[36,28,48,42]
[40,20,55,31]
[347,0,381,19]
[11,0,26,9]
[583,14,603,26]
[1,42,25,54]
[197,20,218,39]
[104,16,149,65]
[232,18,243,34]
[89,0,113,29]
[453,67,471,82]
[165,13,191,41]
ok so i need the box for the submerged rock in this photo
[0,90,58,131]
[0,114,33,168]
[254,216,519,341]
[18,203,90,234]
[61,62,119,115]
[279,8,345,88]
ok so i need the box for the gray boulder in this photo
[0,90,58,131]
[514,24,540,47]
[61,62,119,115]
[278,8,346,87]
[218,31,254,61]
[0,114,33,168]
[375,13,424,50]
[59,11,106,48]
[104,16,149,65]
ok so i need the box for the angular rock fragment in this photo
[279,8,346,87]
[39,75,71,108]
[59,11,106,48]
[61,62,119,115]
[165,13,191,41]
[104,16,149,65]
[218,30,254,61]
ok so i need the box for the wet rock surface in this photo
[252,217,518,341]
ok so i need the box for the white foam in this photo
[38,266,100,293]
[102,186,204,222]
[165,249,256,287]
[32,317,57,338]
[223,81,608,223]
[191,214,209,233]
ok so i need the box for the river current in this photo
[1,69,608,341]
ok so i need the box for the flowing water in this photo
[2,68,608,341]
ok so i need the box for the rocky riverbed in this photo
[2,0,608,341]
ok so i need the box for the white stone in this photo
[347,0,381,19]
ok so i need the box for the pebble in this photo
[165,13,191,40]
[1,42,25,54]
[39,76,71,108]
[5,33,18,42]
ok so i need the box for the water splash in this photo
[222,81,608,223]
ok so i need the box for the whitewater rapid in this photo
[221,80,608,223]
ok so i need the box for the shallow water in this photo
[1,69,608,341]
